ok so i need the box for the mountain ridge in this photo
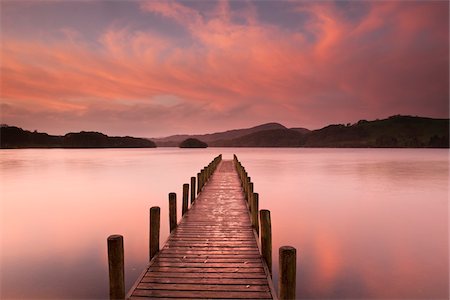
[152,122,288,146]
[0,125,156,148]
[1,115,448,148]
[155,115,449,148]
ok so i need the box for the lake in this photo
[0,148,448,299]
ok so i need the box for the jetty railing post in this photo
[169,193,177,232]
[248,182,254,210]
[245,176,251,203]
[190,176,196,203]
[197,172,201,194]
[251,193,259,235]
[200,168,204,189]
[182,184,189,216]
[260,209,272,275]
[202,168,206,187]
[149,207,160,261]
[279,246,297,300]
[107,235,125,300]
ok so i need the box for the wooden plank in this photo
[147,266,265,273]
[143,272,268,279]
[159,250,261,256]
[131,289,272,299]
[163,246,259,250]
[140,277,269,285]
[154,257,262,263]
[156,254,262,259]
[136,283,270,292]
[151,262,263,268]
[168,237,256,241]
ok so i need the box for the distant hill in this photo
[302,115,449,148]
[155,115,449,148]
[153,122,286,146]
[211,129,305,147]
[2,115,448,149]
[0,125,156,148]
[179,138,208,148]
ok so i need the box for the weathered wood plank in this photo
[132,289,272,299]
[147,266,265,273]
[156,254,262,259]
[143,272,268,279]
[136,283,270,292]
[154,257,262,263]
[151,262,263,268]
[140,277,269,285]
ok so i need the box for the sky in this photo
[1,0,449,137]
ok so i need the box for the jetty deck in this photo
[127,159,275,299]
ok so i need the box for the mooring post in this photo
[107,235,125,300]
[169,193,177,232]
[197,172,201,194]
[149,206,160,261]
[190,176,196,203]
[251,193,259,235]
[202,168,206,187]
[279,246,297,300]
[248,182,254,208]
[245,177,251,202]
[182,184,189,215]
[260,209,272,275]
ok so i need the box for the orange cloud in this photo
[1,1,448,136]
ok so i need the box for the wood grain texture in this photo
[128,160,274,299]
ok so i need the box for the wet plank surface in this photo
[128,160,273,299]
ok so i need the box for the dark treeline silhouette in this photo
[2,115,448,149]
[156,115,449,148]
[0,125,156,148]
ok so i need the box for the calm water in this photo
[0,148,448,299]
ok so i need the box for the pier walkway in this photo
[127,159,275,299]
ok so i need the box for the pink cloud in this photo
[1,1,448,136]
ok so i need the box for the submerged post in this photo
[260,209,272,275]
[251,193,259,235]
[190,176,196,203]
[149,207,160,261]
[169,193,177,232]
[182,184,189,216]
[279,246,297,300]
[107,235,125,299]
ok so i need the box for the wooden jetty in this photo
[107,155,296,300]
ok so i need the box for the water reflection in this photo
[0,148,448,299]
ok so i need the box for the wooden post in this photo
[246,176,251,191]
[190,176,196,203]
[149,207,160,261]
[248,182,253,208]
[202,168,206,187]
[169,193,177,232]
[182,184,189,216]
[197,172,201,194]
[260,209,272,275]
[279,246,297,300]
[251,193,259,235]
[107,235,124,299]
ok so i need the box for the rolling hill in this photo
[155,115,449,148]
[0,125,156,148]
